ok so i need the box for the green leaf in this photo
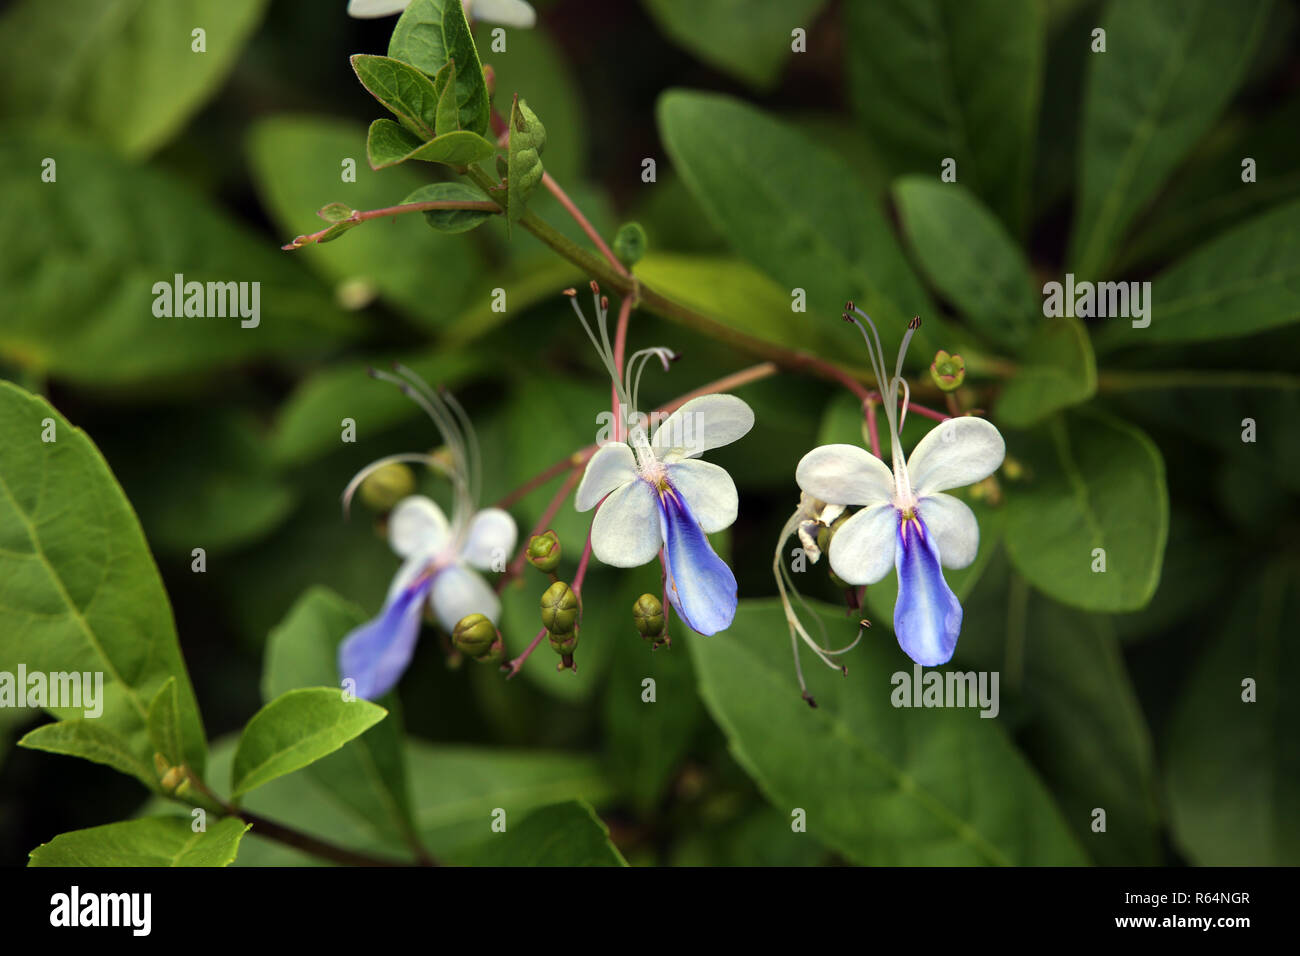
[1004,408,1168,612]
[438,0,490,135]
[845,0,1044,232]
[0,383,207,775]
[366,118,496,170]
[1097,198,1300,350]
[262,588,418,848]
[507,95,547,232]
[432,59,460,135]
[603,629,703,813]
[247,116,487,332]
[269,349,487,467]
[147,678,184,768]
[19,721,157,790]
[1165,564,1299,865]
[956,559,1163,865]
[657,91,939,365]
[995,318,1096,428]
[386,0,489,135]
[893,178,1039,351]
[404,182,496,234]
[389,0,450,74]
[30,816,250,867]
[689,599,1087,864]
[229,688,387,798]
[0,134,355,385]
[642,0,829,90]
[1067,0,1272,276]
[0,0,268,158]
[351,54,443,139]
[451,800,627,866]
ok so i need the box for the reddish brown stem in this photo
[497,466,583,593]
[283,200,500,250]
[542,171,628,278]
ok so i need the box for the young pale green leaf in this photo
[1068,0,1272,277]
[367,118,497,169]
[0,135,355,385]
[432,59,460,135]
[893,177,1039,351]
[955,557,1163,865]
[147,678,184,768]
[389,0,450,74]
[247,116,487,332]
[317,202,356,223]
[995,317,1096,428]
[657,90,943,365]
[506,95,547,232]
[0,0,268,158]
[642,0,829,90]
[450,800,627,866]
[0,383,207,775]
[19,721,157,790]
[404,182,497,234]
[1097,198,1300,351]
[30,816,251,867]
[263,588,418,849]
[1165,564,1300,865]
[845,0,1044,232]
[230,688,387,798]
[1004,409,1168,612]
[689,599,1087,865]
[351,54,443,139]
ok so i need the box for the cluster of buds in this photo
[453,613,505,665]
[153,753,191,797]
[540,580,580,671]
[632,593,669,649]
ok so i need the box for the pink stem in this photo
[503,627,548,680]
[611,296,633,442]
[497,467,583,593]
[542,171,628,278]
[864,398,882,459]
[282,200,500,249]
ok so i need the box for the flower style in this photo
[347,0,537,28]
[794,307,1005,667]
[566,287,754,636]
[337,366,516,699]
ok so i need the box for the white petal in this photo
[590,478,662,568]
[388,495,451,558]
[347,0,410,18]
[828,503,898,585]
[666,459,737,534]
[429,564,501,633]
[906,417,1006,497]
[795,444,895,507]
[919,493,979,569]
[575,443,638,512]
[468,0,536,27]
[650,394,754,462]
[460,508,517,570]
[386,548,435,605]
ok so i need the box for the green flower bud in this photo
[358,462,416,511]
[453,613,498,659]
[613,221,648,267]
[929,350,966,391]
[540,581,579,635]
[818,513,852,589]
[632,593,665,638]
[548,629,578,657]
[527,530,562,572]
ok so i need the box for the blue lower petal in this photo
[893,514,962,666]
[659,485,738,635]
[338,575,432,699]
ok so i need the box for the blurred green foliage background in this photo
[1,0,1298,866]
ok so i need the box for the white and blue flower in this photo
[793,308,1004,668]
[566,288,753,636]
[337,367,516,699]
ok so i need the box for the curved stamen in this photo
[341,452,459,518]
